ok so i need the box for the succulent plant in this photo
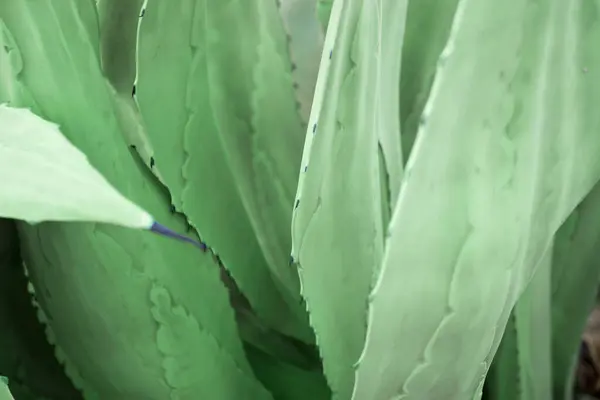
[1,0,600,399]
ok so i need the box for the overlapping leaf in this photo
[353,0,600,398]
[0,2,270,398]
[276,0,324,122]
[134,0,312,342]
[290,0,406,397]
[551,181,600,399]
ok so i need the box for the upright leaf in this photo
[551,181,600,400]
[290,0,407,397]
[96,0,144,94]
[0,378,14,400]
[353,0,600,398]
[204,0,311,322]
[513,246,553,400]
[277,0,324,122]
[399,0,460,161]
[134,0,312,341]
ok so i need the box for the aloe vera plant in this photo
[1,0,600,399]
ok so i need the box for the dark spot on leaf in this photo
[140,8,145,17]
[132,85,136,97]
[294,199,300,209]
[312,124,317,133]
[150,157,155,168]
[291,63,297,71]
[169,204,176,213]
[289,256,294,266]
[304,165,308,172]
[329,50,332,59]
[129,144,137,150]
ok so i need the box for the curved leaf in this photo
[0,378,14,400]
[135,0,312,341]
[290,0,407,397]
[353,0,600,398]
[0,105,153,230]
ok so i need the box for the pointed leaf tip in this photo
[0,104,153,229]
[149,222,207,251]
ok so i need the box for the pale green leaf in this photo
[399,0,460,160]
[551,180,600,399]
[0,378,14,400]
[290,0,407,397]
[353,0,600,398]
[0,104,153,229]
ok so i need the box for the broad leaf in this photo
[134,0,312,341]
[353,0,600,398]
[290,0,407,397]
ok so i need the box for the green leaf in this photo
[484,246,554,400]
[96,0,144,94]
[290,0,407,397]
[134,0,312,341]
[276,0,324,122]
[353,0,600,398]
[246,346,331,400]
[484,314,521,400]
[0,378,14,400]
[551,181,600,400]
[0,105,153,229]
[513,246,553,400]
[316,0,333,32]
[399,0,460,161]
[0,2,270,398]
[0,218,81,400]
